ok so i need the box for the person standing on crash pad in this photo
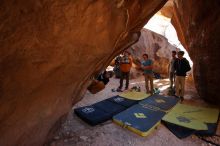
[141,53,154,95]
[117,51,132,92]
[174,51,191,101]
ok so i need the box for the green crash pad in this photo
[162,104,219,131]
[119,91,151,100]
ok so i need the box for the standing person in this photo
[117,51,132,92]
[142,54,154,95]
[113,55,122,78]
[168,51,177,89]
[174,51,191,101]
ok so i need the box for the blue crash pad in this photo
[74,96,138,126]
[113,104,166,136]
[139,94,180,111]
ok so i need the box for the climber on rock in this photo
[87,70,114,94]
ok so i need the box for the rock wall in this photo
[0,0,167,145]
[129,28,176,77]
[172,0,220,104]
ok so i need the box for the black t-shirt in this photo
[174,58,191,76]
[97,73,109,85]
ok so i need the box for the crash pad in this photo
[162,104,219,131]
[163,120,219,139]
[119,91,151,100]
[195,122,219,136]
[107,95,138,108]
[139,94,180,112]
[163,121,195,139]
[74,96,138,126]
[94,100,126,116]
[113,104,166,136]
[74,105,112,126]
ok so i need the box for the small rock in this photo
[80,136,88,141]
[69,137,75,141]
[70,133,75,137]
[64,139,68,143]
[50,142,56,146]
[53,136,60,140]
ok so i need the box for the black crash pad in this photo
[74,96,137,126]
[163,121,219,139]
[107,95,138,108]
[94,99,126,116]
[74,105,112,126]
[163,121,195,139]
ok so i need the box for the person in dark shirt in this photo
[87,70,114,94]
[97,70,114,85]
[168,51,177,89]
[174,51,191,101]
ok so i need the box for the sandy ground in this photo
[50,76,220,146]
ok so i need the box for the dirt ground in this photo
[50,76,220,146]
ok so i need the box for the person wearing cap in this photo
[174,51,191,101]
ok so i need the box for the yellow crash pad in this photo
[119,91,151,100]
[162,104,219,130]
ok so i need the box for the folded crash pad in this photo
[119,91,151,100]
[74,96,137,126]
[113,104,166,136]
[107,95,138,108]
[74,105,112,126]
[139,94,180,112]
[93,99,126,116]
[163,121,195,139]
[195,122,219,136]
[162,104,219,131]
[163,120,219,139]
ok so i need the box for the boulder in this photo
[0,0,167,145]
[172,0,220,104]
[129,28,176,76]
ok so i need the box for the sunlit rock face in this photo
[0,0,167,145]
[159,0,174,18]
[172,0,220,104]
[128,28,176,78]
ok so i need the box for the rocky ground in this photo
[50,76,220,146]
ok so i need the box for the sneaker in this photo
[174,95,179,98]
[116,88,123,92]
[180,96,184,102]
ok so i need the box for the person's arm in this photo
[173,59,177,71]
[143,60,153,70]
[185,60,191,72]
[129,57,132,67]
[168,62,170,73]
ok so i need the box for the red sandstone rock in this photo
[0,0,167,145]
[172,0,220,104]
